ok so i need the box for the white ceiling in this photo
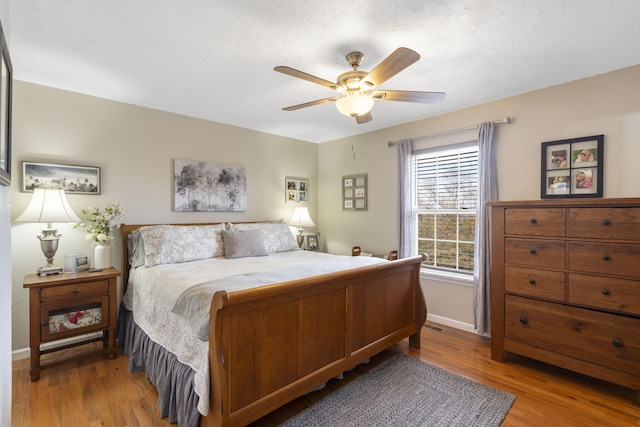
[8,1,640,143]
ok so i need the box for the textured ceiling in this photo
[8,0,640,143]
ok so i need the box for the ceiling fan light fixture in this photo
[335,91,374,117]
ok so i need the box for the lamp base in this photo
[296,234,305,248]
[37,264,63,277]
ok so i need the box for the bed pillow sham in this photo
[127,229,146,268]
[221,229,269,259]
[139,224,225,267]
[227,221,299,253]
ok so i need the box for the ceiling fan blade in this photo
[282,96,341,111]
[355,112,372,124]
[371,90,446,104]
[360,47,420,89]
[274,66,340,90]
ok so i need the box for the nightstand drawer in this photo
[40,296,109,342]
[40,280,109,303]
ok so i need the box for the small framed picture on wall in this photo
[541,135,603,199]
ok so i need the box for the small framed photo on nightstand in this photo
[305,234,319,251]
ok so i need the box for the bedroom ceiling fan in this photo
[274,47,445,124]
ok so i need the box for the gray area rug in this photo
[279,353,515,427]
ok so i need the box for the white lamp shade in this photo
[16,188,81,224]
[335,91,374,117]
[289,206,315,229]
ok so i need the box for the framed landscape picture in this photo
[22,161,100,194]
[541,135,603,199]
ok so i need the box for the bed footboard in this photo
[204,254,427,427]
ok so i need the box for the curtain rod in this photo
[387,116,511,147]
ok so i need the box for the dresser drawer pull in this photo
[602,219,611,225]
[612,339,624,348]
[529,218,537,224]
[529,248,537,255]
[602,289,610,296]
[529,279,536,285]
[602,255,611,261]
[519,317,528,325]
[72,288,81,294]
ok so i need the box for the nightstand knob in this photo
[602,289,610,296]
[602,255,611,261]
[41,321,47,326]
[519,317,528,325]
[529,279,536,285]
[529,248,537,255]
[612,339,624,348]
[72,288,81,294]
[529,218,537,224]
[602,219,611,225]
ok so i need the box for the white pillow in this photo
[140,224,225,267]
[230,221,299,253]
[221,229,269,259]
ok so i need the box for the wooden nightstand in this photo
[23,267,121,381]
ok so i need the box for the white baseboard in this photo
[426,313,477,334]
[12,347,29,361]
[12,332,103,361]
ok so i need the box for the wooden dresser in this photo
[488,198,640,398]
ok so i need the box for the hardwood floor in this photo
[12,322,640,426]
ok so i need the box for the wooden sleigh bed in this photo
[119,222,427,427]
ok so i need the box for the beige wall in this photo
[318,65,640,328]
[10,81,318,351]
[10,65,640,352]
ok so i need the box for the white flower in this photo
[74,201,124,244]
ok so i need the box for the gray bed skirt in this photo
[118,305,201,427]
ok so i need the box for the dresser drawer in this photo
[505,266,565,301]
[568,242,640,277]
[568,207,640,240]
[505,208,565,237]
[40,280,109,303]
[568,274,640,316]
[505,295,640,376]
[505,238,565,269]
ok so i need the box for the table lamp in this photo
[16,188,81,276]
[288,206,315,248]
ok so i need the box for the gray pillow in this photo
[221,229,268,259]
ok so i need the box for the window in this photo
[412,142,478,274]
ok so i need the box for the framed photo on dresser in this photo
[541,135,603,199]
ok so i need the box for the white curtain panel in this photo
[396,139,413,259]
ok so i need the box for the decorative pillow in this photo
[221,229,269,259]
[139,224,225,267]
[127,229,146,268]
[230,221,299,253]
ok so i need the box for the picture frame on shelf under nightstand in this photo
[541,134,603,199]
[305,233,319,251]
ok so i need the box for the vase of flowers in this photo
[74,201,124,269]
